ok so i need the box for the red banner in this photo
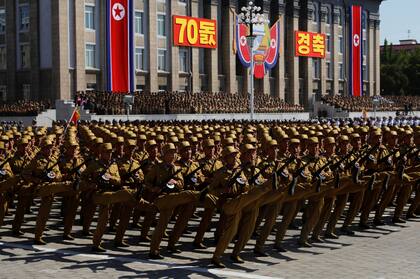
[107,0,134,92]
[295,31,326,58]
[173,15,217,49]
[350,5,363,97]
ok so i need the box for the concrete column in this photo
[148,0,158,92]
[170,0,179,91]
[368,18,375,97]
[302,1,314,109]
[191,0,200,92]
[222,0,237,94]
[274,2,285,100]
[5,0,16,101]
[374,19,380,96]
[98,0,107,91]
[51,0,70,100]
[332,7,340,95]
[74,0,86,92]
[319,3,327,96]
[207,1,218,92]
[29,0,40,100]
[261,0,270,95]
[286,0,300,105]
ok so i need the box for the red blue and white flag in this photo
[107,0,134,93]
[350,5,363,97]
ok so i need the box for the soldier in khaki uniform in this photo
[254,139,290,256]
[0,141,15,231]
[193,139,224,249]
[274,138,312,252]
[137,140,162,240]
[230,143,270,263]
[114,139,154,247]
[148,143,199,259]
[209,146,273,268]
[34,139,85,243]
[13,139,60,237]
[167,141,205,252]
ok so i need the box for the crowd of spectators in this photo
[0,100,51,116]
[321,95,420,113]
[75,91,305,115]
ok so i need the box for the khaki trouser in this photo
[34,181,76,240]
[92,188,152,247]
[212,183,270,259]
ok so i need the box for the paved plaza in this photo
[0,200,419,279]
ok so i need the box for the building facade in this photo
[0,0,382,108]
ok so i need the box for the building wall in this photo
[0,0,383,109]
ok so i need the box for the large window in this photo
[0,46,6,70]
[339,63,344,80]
[158,49,167,71]
[135,47,145,70]
[85,44,96,68]
[0,85,6,101]
[20,44,30,69]
[363,39,367,56]
[326,35,331,53]
[312,59,320,79]
[339,36,344,54]
[135,11,144,35]
[157,14,166,36]
[19,5,30,32]
[179,48,188,73]
[326,62,332,79]
[363,65,368,81]
[338,9,343,26]
[0,9,5,34]
[85,5,95,30]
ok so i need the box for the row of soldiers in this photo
[0,120,419,268]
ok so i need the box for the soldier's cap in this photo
[44,140,54,147]
[308,137,319,144]
[373,130,382,137]
[101,143,113,151]
[389,130,398,137]
[146,140,157,147]
[290,138,300,145]
[268,139,278,147]
[137,134,147,141]
[66,140,79,147]
[190,136,198,143]
[222,137,235,146]
[117,136,124,143]
[18,138,29,145]
[1,135,9,141]
[404,130,413,136]
[95,137,104,144]
[351,133,361,139]
[277,133,289,140]
[339,135,349,142]
[213,135,221,142]
[300,134,309,140]
[126,139,137,147]
[203,139,215,148]
[169,136,179,143]
[180,141,191,150]
[222,146,239,157]
[240,143,256,152]
[162,143,177,153]
[0,142,5,150]
[325,137,336,145]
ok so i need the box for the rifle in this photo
[395,146,417,180]
[96,159,118,192]
[183,163,205,190]
[288,157,309,196]
[217,165,247,202]
[275,156,296,179]
[65,158,93,191]
[0,156,12,178]
[157,166,184,195]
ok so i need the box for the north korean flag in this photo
[107,0,134,93]
[350,5,363,97]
